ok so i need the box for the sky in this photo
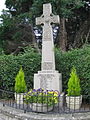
[0,0,6,15]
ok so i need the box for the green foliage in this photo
[15,67,27,93]
[31,0,84,19]
[0,46,89,95]
[0,48,4,55]
[0,10,34,54]
[0,0,88,53]
[67,66,81,96]
[24,88,59,106]
[5,0,33,15]
[55,45,90,95]
[0,47,41,91]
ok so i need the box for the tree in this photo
[5,0,33,15]
[0,10,36,54]
[31,0,85,51]
[0,0,36,54]
[0,0,89,53]
[15,66,27,93]
[67,66,81,96]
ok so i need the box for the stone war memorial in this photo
[34,3,62,93]
[0,2,90,119]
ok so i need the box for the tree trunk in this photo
[73,17,90,48]
[57,17,67,52]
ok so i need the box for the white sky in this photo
[0,0,6,15]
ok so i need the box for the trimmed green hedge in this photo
[55,45,90,95]
[0,48,41,91]
[0,45,90,95]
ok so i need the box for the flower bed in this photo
[24,88,59,112]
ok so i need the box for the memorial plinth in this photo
[34,3,62,93]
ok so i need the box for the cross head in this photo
[36,3,60,26]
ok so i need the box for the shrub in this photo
[15,67,27,93]
[67,67,81,96]
[0,47,41,91]
[0,45,90,95]
[55,45,90,95]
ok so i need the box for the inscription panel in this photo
[42,62,53,70]
[39,74,54,90]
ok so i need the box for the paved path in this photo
[0,103,90,120]
[0,113,5,120]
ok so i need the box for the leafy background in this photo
[0,45,90,95]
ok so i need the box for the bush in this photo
[0,47,41,91]
[67,66,81,96]
[55,45,90,95]
[15,67,27,93]
[0,45,90,95]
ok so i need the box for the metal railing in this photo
[0,89,90,113]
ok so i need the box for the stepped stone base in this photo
[34,70,62,93]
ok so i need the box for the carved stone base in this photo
[34,70,62,93]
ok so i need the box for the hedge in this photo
[0,48,41,91]
[0,45,90,95]
[55,45,90,95]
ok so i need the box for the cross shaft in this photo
[36,3,60,70]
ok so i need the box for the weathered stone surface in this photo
[34,71,62,92]
[36,3,59,71]
[34,3,62,92]
[0,103,90,120]
[0,114,5,120]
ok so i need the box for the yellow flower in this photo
[54,93,58,96]
[28,89,32,94]
[54,91,58,95]
[48,91,54,94]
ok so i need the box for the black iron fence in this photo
[0,89,90,113]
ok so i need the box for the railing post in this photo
[3,103,5,107]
